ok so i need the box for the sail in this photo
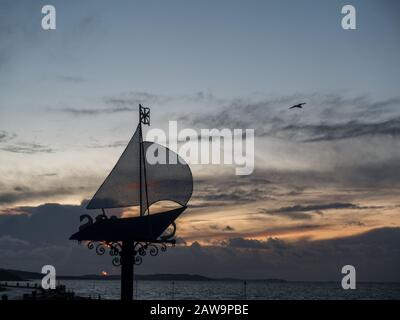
[86,125,193,213]
[143,141,193,211]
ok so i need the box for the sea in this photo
[2,280,400,300]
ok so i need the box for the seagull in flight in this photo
[289,102,306,109]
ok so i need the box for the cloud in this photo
[0,142,55,154]
[259,202,384,220]
[0,185,89,207]
[0,131,17,143]
[193,175,274,208]
[38,173,58,177]
[190,166,398,216]
[0,202,399,281]
[271,202,382,212]
[55,91,226,117]
[238,163,400,193]
[86,140,128,149]
[137,227,400,281]
[345,221,366,227]
[261,224,328,236]
[208,224,236,232]
[278,117,400,142]
[224,225,235,231]
[104,91,172,107]
[179,222,331,244]
[0,132,54,154]
[0,203,86,245]
[170,93,400,198]
[104,91,225,108]
[179,94,400,141]
[259,209,314,221]
[55,106,136,116]
[227,237,289,251]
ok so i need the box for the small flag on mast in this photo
[139,104,150,126]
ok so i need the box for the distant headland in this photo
[0,268,287,283]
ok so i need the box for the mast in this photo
[139,105,150,216]
[139,108,143,216]
[141,128,150,215]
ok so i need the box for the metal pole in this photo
[139,107,143,216]
[121,241,134,300]
[141,135,150,215]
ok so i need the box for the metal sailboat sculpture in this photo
[69,105,192,300]
[71,105,192,242]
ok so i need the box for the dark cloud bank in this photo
[0,203,399,281]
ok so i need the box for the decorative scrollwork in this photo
[85,239,174,266]
[109,242,122,256]
[134,255,143,265]
[96,243,106,255]
[80,212,176,266]
[136,242,147,258]
[112,256,121,267]
[87,241,122,260]
[131,241,172,265]
[148,244,159,256]
[87,241,95,250]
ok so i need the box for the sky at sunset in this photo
[1,0,400,281]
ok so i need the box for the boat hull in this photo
[69,206,186,242]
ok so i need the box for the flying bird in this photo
[289,103,306,109]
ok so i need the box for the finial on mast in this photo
[139,104,150,126]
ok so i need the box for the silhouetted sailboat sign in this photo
[69,105,192,300]
[70,105,192,242]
